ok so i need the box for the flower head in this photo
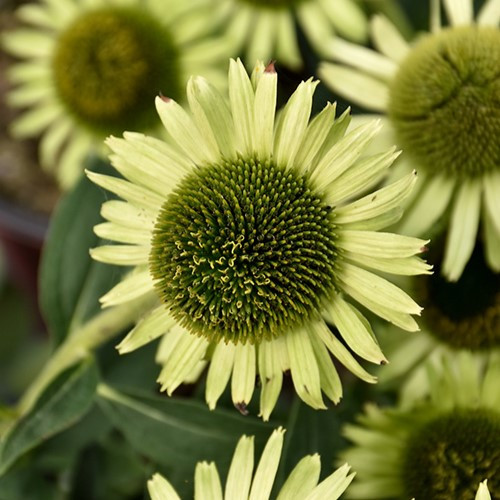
[341,351,500,498]
[89,59,428,420]
[212,0,368,68]
[2,0,228,188]
[319,0,500,280]
[147,428,355,499]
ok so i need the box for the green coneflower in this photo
[211,0,368,69]
[375,239,499,402]
[341,352,500,499]
[319,0,500,281]
[88,59,428,420]
[2,0,228,188]
[147,428,355,499]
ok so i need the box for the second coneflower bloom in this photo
[89,59,428,420]
[2,0,228,188]
[320,0,500,281]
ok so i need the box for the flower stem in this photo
[18,292,157,415]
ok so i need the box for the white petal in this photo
[304,463,355,500]
[476,480,491,500]
[100,200,155,230]
[258,340,283,421]
[90,245,149,266]
[442,180,481,281]
[100,268,154,307]
[483,207,500,272]
[477,0,500,25]
[277,455,320,500]
[483,172,500,234]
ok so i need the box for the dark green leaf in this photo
[39,156,124,346]
[97,385,274,496]
[0,358,99,475]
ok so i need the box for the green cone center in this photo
[149,158,338,344]
[52,7,181,135]
[403,409,500,499]
[388,26,500,179]
[418,242,500,350]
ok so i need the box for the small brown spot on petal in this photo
[235,402,249,416]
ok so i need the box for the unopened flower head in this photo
[319,0,500,281]
[213,0,368,68]
[147,428,355,500]
[89,59,428,420]
[341,351,500,499]
[2,0,228,188]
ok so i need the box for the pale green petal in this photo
[253,64,277,160]
[275,11,302,69]
[229,58,256,157]
[399,174,455,237]
[58,133,94,189]
[443,0,473,25]
[157,331,209,395]
[7,82,52,106]
[206,341,235,410]
[370,15,409,62]
[347,253,432,276]
[155,325,184,364]
[307,327,342,404]
[342,207,404,232]
[147,473,181,500]
[339,262,422,315]
[328,148,401,204]
[106,138,183,196]
[100,200,155,230]
[86,171,163,214]
[11,102,61,138]
[304,463,355,500]
[294,102,337,174]
[90,245,149,266]
[248,428,284,500]
[476,480,491,500]
[100,268,154,307]
[7,61,49,83]
[187,76,235,159]
[231,343,256,408]
[297,2,336,57]
[319,63,389,112]
[311,320,377,383]
[442,180,481,281]
[311,120,382,194]
[324,294,387,364]
[16,3,59,29]
[478,0,500,25]
[225,435,254,500]
[39,118,73,170]
[335,171,417,225]
[277,455,320,500]
[117,305,175,354]
[286,327,326,409]
[94,222,150,245]
[246,10,276,70]
[481,353,500,407]
[483,207,500,272]
[194,462,223,500]
[324,38,397,80]
[155,96,217,165]
[318,0,367,42]
[337,230,428,259]
[2,29,54,57]
[258,340,283,421]
[273,79,318,168]
[483,172,500,234]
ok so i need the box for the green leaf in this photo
[97,384,274,496]
[0,358,99,476]
[39,156,125,346]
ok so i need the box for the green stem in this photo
[18,292,157,416]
